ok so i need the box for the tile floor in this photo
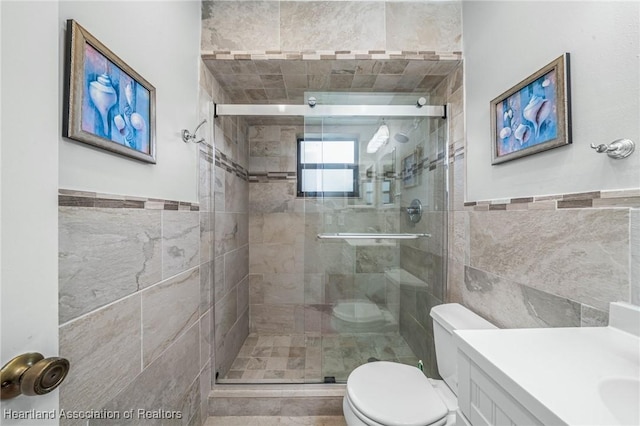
[219,333,419,383]
[205,416,346,425]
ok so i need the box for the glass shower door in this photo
[301,92,448,383]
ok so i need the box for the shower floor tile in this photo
[218,332,418,384]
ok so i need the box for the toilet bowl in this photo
[331,299,395,332]
[343,303,496,426]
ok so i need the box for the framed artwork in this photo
[490,53,571,165]
[63,19,156,163]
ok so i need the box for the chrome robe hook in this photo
[590,139,635,159]
[182,119,207,144]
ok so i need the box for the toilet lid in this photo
[347,361,448,426]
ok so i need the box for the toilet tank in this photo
[430,303,496,394]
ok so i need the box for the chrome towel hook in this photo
[182,119,207,144]
[590,139,635,159]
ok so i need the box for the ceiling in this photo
[203,58,460,105]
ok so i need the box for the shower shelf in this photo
[317,232,431,240]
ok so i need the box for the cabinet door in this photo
[458,352,542,426]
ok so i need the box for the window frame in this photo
[296,136,360,198]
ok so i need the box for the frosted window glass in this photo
[301,141,323,163]
[301,169,354,192]
[301,141,354,164]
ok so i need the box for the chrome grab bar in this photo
[317,233,431,240]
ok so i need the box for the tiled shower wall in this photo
[201,62,251,379]
[201,0,461,54]
[247,123,405,338]
[58,193,208,426]
[247,125,307,334]
[396,64,462,378]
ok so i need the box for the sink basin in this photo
[598,377,640,425]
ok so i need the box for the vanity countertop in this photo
[454,304,640,426]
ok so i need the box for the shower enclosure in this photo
[216,92,448,384]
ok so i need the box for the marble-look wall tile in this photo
[249,213,264,243]
[262,213,304,244]
[399,245,444,300]
[215,212,240,257]
[201,309,212,370]
[304,274,325,304]
[279,397,343,416]
[261,273,305,304]
[469,209,629,311]
[60,295,141,426]
[210,397,281,417]
[631,209,640,305]
[238,276,250,316]
[96,324,200,424]
[178,376,201,426]
[225,245,250,291]
[250,243,298,274]
[463,266,582,328]
[142,268,200,366]
[216,306,249,377]
[225,173,249,214]
[215,287,238,346]
[581,304,609,327]
[214,166,225,213]
[520,285,581,327]
[199,150,212,213]
[200,362,212,418]
[450,211,469,264]
[354,273,386,305]
[250,304,300,334]
[201,1,280,51]
[200,260,214,315]
[325,274,354,304]
[201,211,214,264]
[355,246,398,273]
[59,207,161,323]
[415,287,441,334]
[280,2,385,51]
[249,182,297,213]
[214,255,225,301]
[162,211,200,279]
[249,273,264,304]
[386,2,462,52]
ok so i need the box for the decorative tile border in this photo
[201,50,462,61]
[248,172,296,183]
[215,148,249,181]
[59,189,200,211]
[464,188,640,211]
[200,144,214,164]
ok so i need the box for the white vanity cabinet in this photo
[457,350,543,426]
[453,302,640,426]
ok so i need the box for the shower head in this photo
[394,132,410,143]
[393,118,420,143]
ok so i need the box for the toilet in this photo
[343,303,496,426]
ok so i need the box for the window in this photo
[297,136,359,197]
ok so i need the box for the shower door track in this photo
[317,232,431,240]
[214,103,446,118]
